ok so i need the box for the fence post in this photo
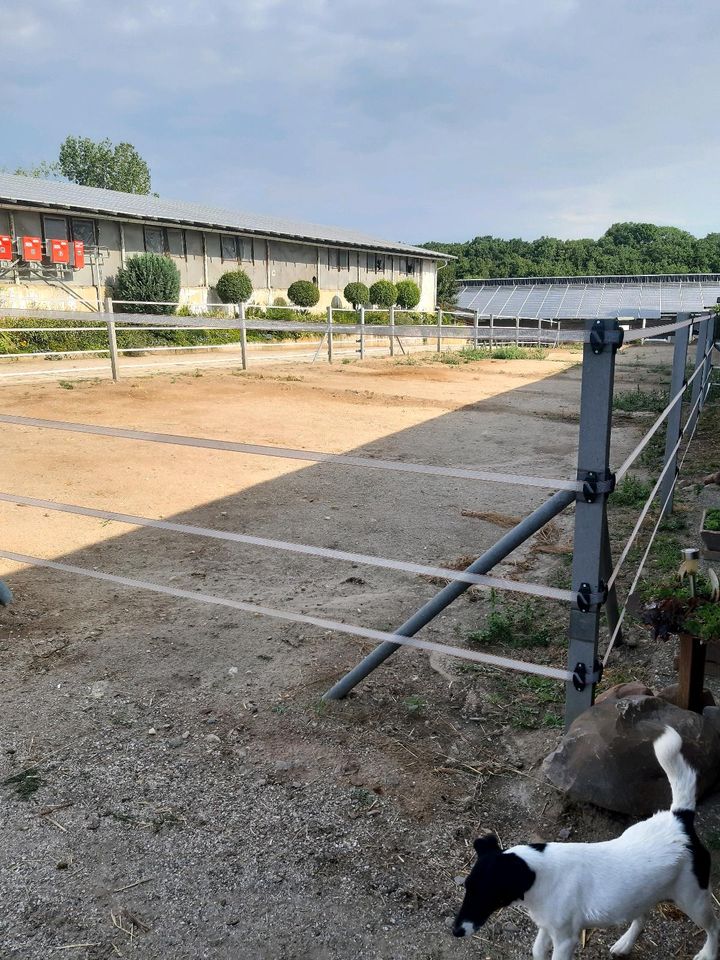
[358,305,365,359]
[473,310,479,350]
[659,315,690,516]
[489,314,494,352]
[104,297,119,382]
[515,316,520,346]
[436,306,442,352]
[701,313,715,404]
[239,301,248,371]
[687,316,708,436]
[565,317,623,727]
[327,305,334,363]
[389,304,395,357]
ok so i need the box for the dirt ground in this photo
[0,343,718,959]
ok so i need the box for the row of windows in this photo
[36,215,422,276]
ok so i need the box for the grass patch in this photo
[612,475,653,508]
[402,694,425,713]
[469,596,551,649]
[613,388,668,413]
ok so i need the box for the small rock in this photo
[444,916,455,929]
[56,861,69,870]
[89,680,110,699]
[453,875,465,886]
[168,737,185,749]
[86,815,100,831]
[206,734,221,744]
[557,827,572,841]
[148,727,157,735]
[502,922,520,933]
[228,667,238,676]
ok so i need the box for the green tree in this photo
[368,279,397,308]
[216,270,253,304]
[113,254,180,314]
[436,264,458,308]
[395,279,421,310]
[58,136,152,194]
[344,281,369,308]
[287,280,320,307]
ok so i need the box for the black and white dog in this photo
[453,727,718,959]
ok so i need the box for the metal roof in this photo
[0,173,448,259]
[457,278,720,319]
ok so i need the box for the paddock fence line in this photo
[0,311,715,726]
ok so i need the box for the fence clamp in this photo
[579,469,616,503]
[590,319,624,355]
[572,658,604,692]
[576,579,608,613]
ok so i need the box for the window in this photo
[166,228,185,257]
[328,248,349,270]
[240,237,253,262]
[406,258,416,276]
[221,235,238,261]
[144,226,166,254]
[71,218,96,247]
[366,252,385,273]
[43,216,68,240]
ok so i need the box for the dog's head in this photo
[452,835,536,939]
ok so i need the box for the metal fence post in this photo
[358,305,365,359]
[239,301,248,370]
[659,315,690,515]
[473,310,479,349]
[327,305,334,363]
[436,306,442,352]
[687,316,708,436]
[389,304,395,357]
[104,297,119,381]
[701,313,715,404]
[489,314,494,352]
[565,317,623,727]
[515,317,520,345]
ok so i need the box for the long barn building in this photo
[0,173,449,311]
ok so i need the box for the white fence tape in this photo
[0,414,581,492]
[0,549,573,682]
[0,491,574,603]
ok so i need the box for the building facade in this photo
[0,174,449,312]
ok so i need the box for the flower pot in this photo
[700,509,720,552]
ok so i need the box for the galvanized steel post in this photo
[436,306,442,352]
[358,305,365,359]
[489,314,494,352]
[659,315,690,516]
[565,317,623,727]
[322,487,575,701]
[701,312,715,404]
[687,316,708,436]
[389,304,395,357]
[327,305,334,363]
[104,297,119,382]
[473,310,479,349]
[239,300,248,370]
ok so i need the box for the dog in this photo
[452,727,718,959]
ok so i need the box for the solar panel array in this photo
[457,279,720,319]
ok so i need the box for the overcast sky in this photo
[3,0,719,244]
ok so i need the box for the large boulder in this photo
[543,695,720,816]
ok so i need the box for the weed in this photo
[659,512,688,532]
[350,787,377,807]
[403,694,425,713]
[469,598,551,649]
[613,388,667,413]
[612,475,653,508]
[4,767,42,800]
[58,380,74,390]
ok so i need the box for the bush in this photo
[369,279,397,308]
[344,282,369,309]
[287,280,320,307]
[113,254,180,314]
[395,279,420,310]
[216,270,253,304]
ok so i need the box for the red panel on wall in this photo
[0,235,12,261]
[22,236,43,261]
[73,241,85,270]
[50,239,70,264]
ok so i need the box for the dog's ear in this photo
[474,834,501,857]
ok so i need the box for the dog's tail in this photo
[653,726,697,812]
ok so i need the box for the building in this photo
[0,173,450,312]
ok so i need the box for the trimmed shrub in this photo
[288,280,320,307]
[113,254,180,314]
[395,279,421,310]
[216,270,253,304]
[369,279,397,308]
[344,282,369,309]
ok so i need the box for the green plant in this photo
[613,388,668,413]
[704,509,720,532]
[113,253,180,314]
[288,280,320,308]
[403,694,425,713]
[395,279,421,310]
[368,279,397,308]
[612,475,652,508]
[344,282,369,309]
[4,767,42,800]
[469,597,551,649]
[639,571,720,642]
[216,270,252,304]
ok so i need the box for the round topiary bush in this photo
[395,279,421,310]
[344,282,369,309]
[287,280,320,307]
[113,253,180,314]
[369,279,397,308]
[216,270,253,304]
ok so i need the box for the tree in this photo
[287,280,320,307]
[436,264,458,308]
[343,282,369,308]
[58,136,152,194]
[368,279,397,308]
[395,279,421,310]
[113,254,180,314]
[216,270,253,304]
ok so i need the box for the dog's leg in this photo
[549,929,580,960]
[609,916,645,956]
[676,890,719,960]
[533,928,551,960]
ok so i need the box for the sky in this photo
[2,0,720,245]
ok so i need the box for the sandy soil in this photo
[0,344,718,959]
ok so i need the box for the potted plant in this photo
[638,550,720,713]
[700,508,720,553]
